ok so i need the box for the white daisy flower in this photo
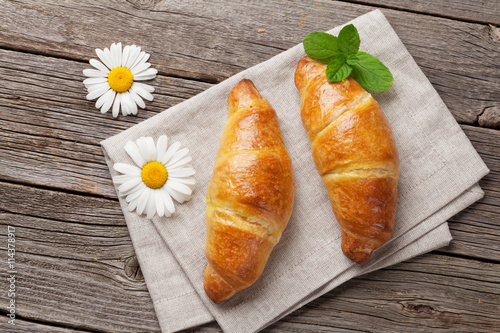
[112,135,196,219]
[83,42,158,117]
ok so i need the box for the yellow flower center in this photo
[108,67,134,93]
[141,161,168,189]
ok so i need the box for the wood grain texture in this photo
[0,0,498,126]
[479,105,500,129]
[438,125,500,262]
[1,1,499,331]
[0,183,160,332]
[3,318,91,333]
[0,181,498,332]
[0,48,499,262]
[265,254,500,333]
[341,0,500,25]
[0,48,211,197]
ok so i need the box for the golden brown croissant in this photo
[295,56,399,264]
[204,79,295,303]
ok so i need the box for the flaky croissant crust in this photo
[295,56,399,264]
[204,79,295,303]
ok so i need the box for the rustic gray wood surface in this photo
[0,0,498,332]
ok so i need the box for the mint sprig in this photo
[303,24,393,92]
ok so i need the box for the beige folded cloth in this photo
[101,9,489,333]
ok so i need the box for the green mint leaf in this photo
[350,51,393,92]
[338,24,360,55]
[325,55,351,82]
[327,63,352,82]
[303,31,340,64]
[346,54,358,65]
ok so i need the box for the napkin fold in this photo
[101,9,489,333]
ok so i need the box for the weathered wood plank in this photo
[341,0,500,25]
[1,47,499,261]
[0,48,211,197]
[438,125,500,262]
[0,182,499,333]
[0,0,498,125]
[264,254,500,333]
[479,105,500,130]
[3,318,91,333]
[0,184,160,332]
[1,123,500,262]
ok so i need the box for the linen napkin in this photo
[101,9,489,333]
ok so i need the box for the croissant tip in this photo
[345,250,372,264]
[227,78,263,115]
[340,233,376,264]
[203,265,235,304]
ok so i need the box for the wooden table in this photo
[1,1,499,332]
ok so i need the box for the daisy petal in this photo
[136,187,151,215]
[133,73,157,81]
[121,92,137,116]
[112,174,138,185]
[130,52,150,71]
[121,45,130,67]
[145,137,156,161]
[127,94,138,115]
[130,51,146,70]
[161,141,181,164]
[119,181,143,197]
[136,137,151,162]
[135,81,155,93]
[86,85,110,100]
[129,87,146,109]
[166,148,190,167]
[169,176,196,190]
[146,190,157,219]
[83,77,107,85]
[126,182,146,202]
[119,181,144,197]
[86,81,110,92]
[111,42,122,69]
[113,162,141,175]
[130,102,138,115]
[128,197,139,212]
[112,93,122,117]
[155,189,165,217]
[167,180,192,196]
[89,58,110,74]
[168,167,196,178]
[96,88,113,109]
[83,68,108,78]
[124,140,146,167]
[100,90,116,114]
[142,52,151,64]
[165,184,190,203]
[130,82,154,101]
[133,68,158,80]
[118,177,142,195]
[121,93,130,116]
[156,135,168,160]
[162,188,175,215]
[96,48,114,70]
[125,45,141,68]
[131,61,151,75]
[166,156,192,170]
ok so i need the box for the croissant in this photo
[204,79,295,303]
[295,56,399,264]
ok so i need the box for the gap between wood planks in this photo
[0,2,499,330]
[338,0,500,26]
[0,45,499,263]
[0,0,499,126]
[0,311,96,333]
